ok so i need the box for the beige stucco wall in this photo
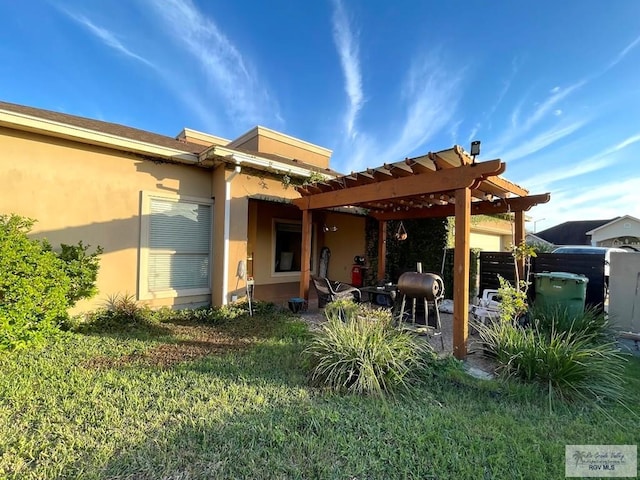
[321,211,366,283]
[248,199,305,287]
[230,128,331,169]
[0,126,213,312]
[244,198,365,300]
[257,136,330,169]
[469,232,502,251]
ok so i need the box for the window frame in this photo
[270,218,316,278]
[138,191,213,300]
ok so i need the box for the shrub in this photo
[477,320,627,406]
[306,302,436,397]
[0,214,70,350]
[55,241,103,306]
[153,304,247,324]
[78,293,157,331]
[496,275,528,324]
[76,297,268,332]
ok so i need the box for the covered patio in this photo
[293,146,550,359]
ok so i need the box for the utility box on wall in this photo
[609,252,640,333]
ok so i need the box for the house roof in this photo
[234,148,342,177]
[0,100,339,179]
[585,215,640,234]
[536,219,616,245]
[0,100,207,154]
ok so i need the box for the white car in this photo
[551,245,628,295]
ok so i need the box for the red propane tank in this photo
[351,265,363,287]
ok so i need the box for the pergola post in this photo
[377,220,387,281]
[299,209,313,300]
[514,210,526,281]
[453,187,471,359]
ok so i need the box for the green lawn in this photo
[1,312,638,479]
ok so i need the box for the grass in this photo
[1,306,639,479]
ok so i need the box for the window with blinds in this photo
[147,197,211,292]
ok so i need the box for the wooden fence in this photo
[479,252,606,309]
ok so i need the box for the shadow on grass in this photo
[77,310,311,371]
[75,368,602,480]
[88,359,640,480]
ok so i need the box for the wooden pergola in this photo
[293,145,550,359]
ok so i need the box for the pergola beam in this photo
[293,160,505,211]
[371,193,550,221]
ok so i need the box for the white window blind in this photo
[148,198,211,292]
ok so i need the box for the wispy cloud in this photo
[331,0,364,139]
[486,80,586,160]
[465,58,518,145]
[555,177,640,213]
[530,175,640,231]
[334,54,463,172]
[497,119,587,162]
[523,154,614,192]
[485,58,520,125]
[521,81,586,132]
[62,11,155,68]
[59,7,222,130]
[607,33,640,69]
[144,0,280,128]
[520,131,640,190]
[380,55,462,162]
[614,132,640,150]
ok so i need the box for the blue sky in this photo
[2,0,639,232]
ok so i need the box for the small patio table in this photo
[359,285,397,308]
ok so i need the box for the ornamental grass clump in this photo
[528,303,612,342]
[477,318,627,406]
[306,301,435,397]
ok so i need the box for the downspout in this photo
[222,164,241,305]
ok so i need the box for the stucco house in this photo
[586,215,640,250]
[0,100,372,311]
[1,100,536,313]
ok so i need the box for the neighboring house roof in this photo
[536,218,616,245]
[0,100,206,154]
[585,215,640,235]
[525,232,554,246]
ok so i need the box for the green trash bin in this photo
[534,272,589,316]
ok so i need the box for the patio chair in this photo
[311,276,361,308]
[470,289,501,325]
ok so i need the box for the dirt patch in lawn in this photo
[85,322,254,369]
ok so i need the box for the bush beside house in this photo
[0,214,101,350]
